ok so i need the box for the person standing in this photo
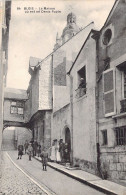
[50,140,56,162]
[33,140,38,156]
[56,140,61,163]
[40,149,48,171]
[17,144,23,160]
[59,139,64,163]
[28,143,33,161]
[37,142,41,157]
[24,140,28,154]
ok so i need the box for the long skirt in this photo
[50,146,56,161]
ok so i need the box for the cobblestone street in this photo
[0,151,106,195]
[0,152,48,195]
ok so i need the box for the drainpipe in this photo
[68,74,73,166]
[92,31,102,178]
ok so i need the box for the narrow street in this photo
[0,151,106,195]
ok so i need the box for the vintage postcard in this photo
[1,0,126,195]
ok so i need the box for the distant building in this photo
[54,12,80,50]
[4,88,28,128]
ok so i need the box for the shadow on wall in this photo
[14,127,32,149]
[2,127,32,150]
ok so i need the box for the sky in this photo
[7,0,115,90]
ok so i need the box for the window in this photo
[11,106,17,114]
[76,66,86,98]
[102,130,108,145]
[120,67,126,113]
[115,126,126,146]
[102,29,112,45]
[18,108,24,115]
[103,68,115,117]
[124,70,126,98]
[10,101,24,115]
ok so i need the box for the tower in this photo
[62,12,80,44]
[53,12,80,51]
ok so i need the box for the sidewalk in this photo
[35,156,126,195]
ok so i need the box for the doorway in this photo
[65,127,71,162]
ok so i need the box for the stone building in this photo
[67,29,98,174]
[52,15,94,160]
[4,88,28,128]
[54,12,80,50]
[25,56,53,150]
[3,88,32,150]
[25,13,94,153]
[96,0,126,180]
[0,1,11,154]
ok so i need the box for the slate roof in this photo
[4,88,28,100]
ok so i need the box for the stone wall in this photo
[39,55,53,110]
[32,111,52,151]
[100,146,126,180]
[52,104,70,143]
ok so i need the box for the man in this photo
[78,78,86,89]
[40,149,48,171]
[28,143,33,161]
[33,140,38,156]
[24,140,28,154]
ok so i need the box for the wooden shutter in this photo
[103,68,115,117]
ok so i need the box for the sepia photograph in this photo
[0,0,126,194]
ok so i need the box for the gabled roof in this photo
[4,88,28,100]
[101,0,119,31]
[67,29,99,74]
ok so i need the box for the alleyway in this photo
[0,151,106,195]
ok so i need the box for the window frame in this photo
[10,101,24,115]
[101,130,108,146]
[103,68,116,117]
[122,70,126,99]
[115,126,126,146]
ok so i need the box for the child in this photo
[17,144,23,160]
[40,149,48,171]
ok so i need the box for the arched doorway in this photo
[65,127,71,162]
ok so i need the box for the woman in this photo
[50,140,56,162]
[56,141,61,163]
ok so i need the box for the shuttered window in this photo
[103,68,115,117]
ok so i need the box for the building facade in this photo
[25,56,53,150]
[97,0,126,180]
[68,30,98,174]
[0,1,11,155]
